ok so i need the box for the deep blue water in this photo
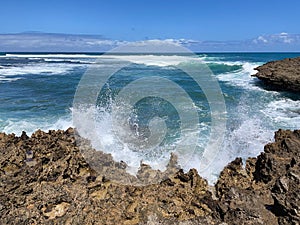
[0,52,299,182]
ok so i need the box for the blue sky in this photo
[1,0,299,41]
[0,0,300,51]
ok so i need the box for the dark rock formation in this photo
[252,57,300,92]
[0,128,299,224]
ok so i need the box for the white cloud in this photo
[250,33,300,46]
[0,33,203,52]
[0,32,300,52]
[253,36,268,44]
[0,33,117,52]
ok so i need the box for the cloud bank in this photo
[1,32,300,52]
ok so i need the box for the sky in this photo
[0,0,300,51]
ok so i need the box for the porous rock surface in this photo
[252,57,300,92]
[0,128,299,224]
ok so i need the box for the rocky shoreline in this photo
[0,128,299,224]
[252,57,300,92]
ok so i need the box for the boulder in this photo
[252,57,300,92]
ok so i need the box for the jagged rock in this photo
[0,128,217,224]
[216,130,300,225]
[0,128,299,224]
[252,57,300,92]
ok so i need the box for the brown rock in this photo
[42,202,70,219]
[252,57,300,92]
[0,128,299,224]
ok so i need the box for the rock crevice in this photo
[0,128,299,224]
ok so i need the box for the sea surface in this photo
[0,52,300,183]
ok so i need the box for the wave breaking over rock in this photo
[0,128,299,224]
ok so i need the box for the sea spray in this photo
[1,52,300,184]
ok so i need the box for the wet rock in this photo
[252,57,300,92]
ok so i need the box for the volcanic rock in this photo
[252,57,300,92]
[0,128,299,224]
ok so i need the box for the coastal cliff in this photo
[0,128,299,224]
[252,57,300,92]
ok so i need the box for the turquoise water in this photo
[0,52,299,182]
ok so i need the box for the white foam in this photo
[73,105,172,175]
[43,58,95,64]
[262,98,300,129]
[73,102,213,179]
[0,63,82,76]
[1,54,207,74]
[217,61,265,89]
[200,118,274,184]
[2,54,101,58]
[79,104,275,185]
[2,53,298,186]
[2,116,72,136]
[0,75,20,82]
[101,54,205,67]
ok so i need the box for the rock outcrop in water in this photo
[0,128,299,224]
[252,57,300,92]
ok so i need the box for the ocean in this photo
[0,52,299,183]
